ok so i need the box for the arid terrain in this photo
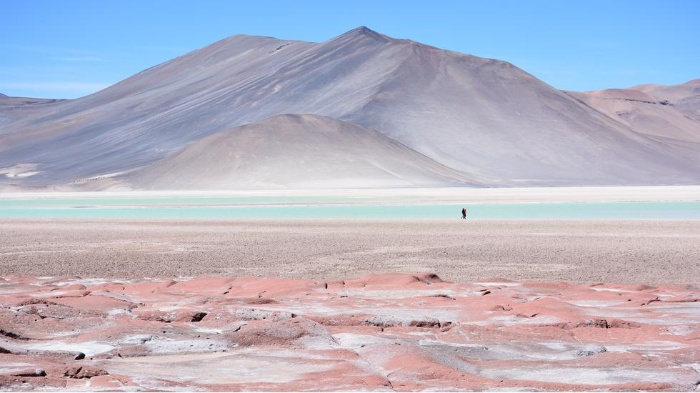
[1,219,700,284]
[1,24,698,390]
[1,271,699,391]
[1,217,700,391]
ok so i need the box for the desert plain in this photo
[1,186,700,391]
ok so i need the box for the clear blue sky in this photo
[2,0,699,99]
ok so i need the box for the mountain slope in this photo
[632,79,700,123]
[567,80,700,142]
[566,80,700,167]
[123,114,482,189]
[0,27,698,189]
[330,33,700,185]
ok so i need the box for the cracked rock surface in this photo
[1,273,699,391]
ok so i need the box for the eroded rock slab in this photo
[0,274,698,391]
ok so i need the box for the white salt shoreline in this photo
[1,185,699,204]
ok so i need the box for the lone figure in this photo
[461,207,467,219]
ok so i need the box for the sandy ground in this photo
[1,219,699,285]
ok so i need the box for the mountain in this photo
[1,26,699,190]
[634,79,700,122]
[566,79,700,165]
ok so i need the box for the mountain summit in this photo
[335,26,393,42]
[1,27,699,190]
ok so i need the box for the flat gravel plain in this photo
[1,219,699,285]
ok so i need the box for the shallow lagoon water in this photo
[0,195,698,219]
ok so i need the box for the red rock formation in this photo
[1,274,698,391]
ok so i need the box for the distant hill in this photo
[1,27,698,190]
[124,114,484,189]
[566,79,700,166]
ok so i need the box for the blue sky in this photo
[2,0,699,99]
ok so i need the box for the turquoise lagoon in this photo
[0,195,698,220]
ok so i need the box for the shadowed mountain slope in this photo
[1,27,699,189]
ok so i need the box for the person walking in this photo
[461,207,467,219]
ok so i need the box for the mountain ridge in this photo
[1,26,698,190]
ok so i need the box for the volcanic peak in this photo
[1,27,699,190]
[336,26,393,43]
